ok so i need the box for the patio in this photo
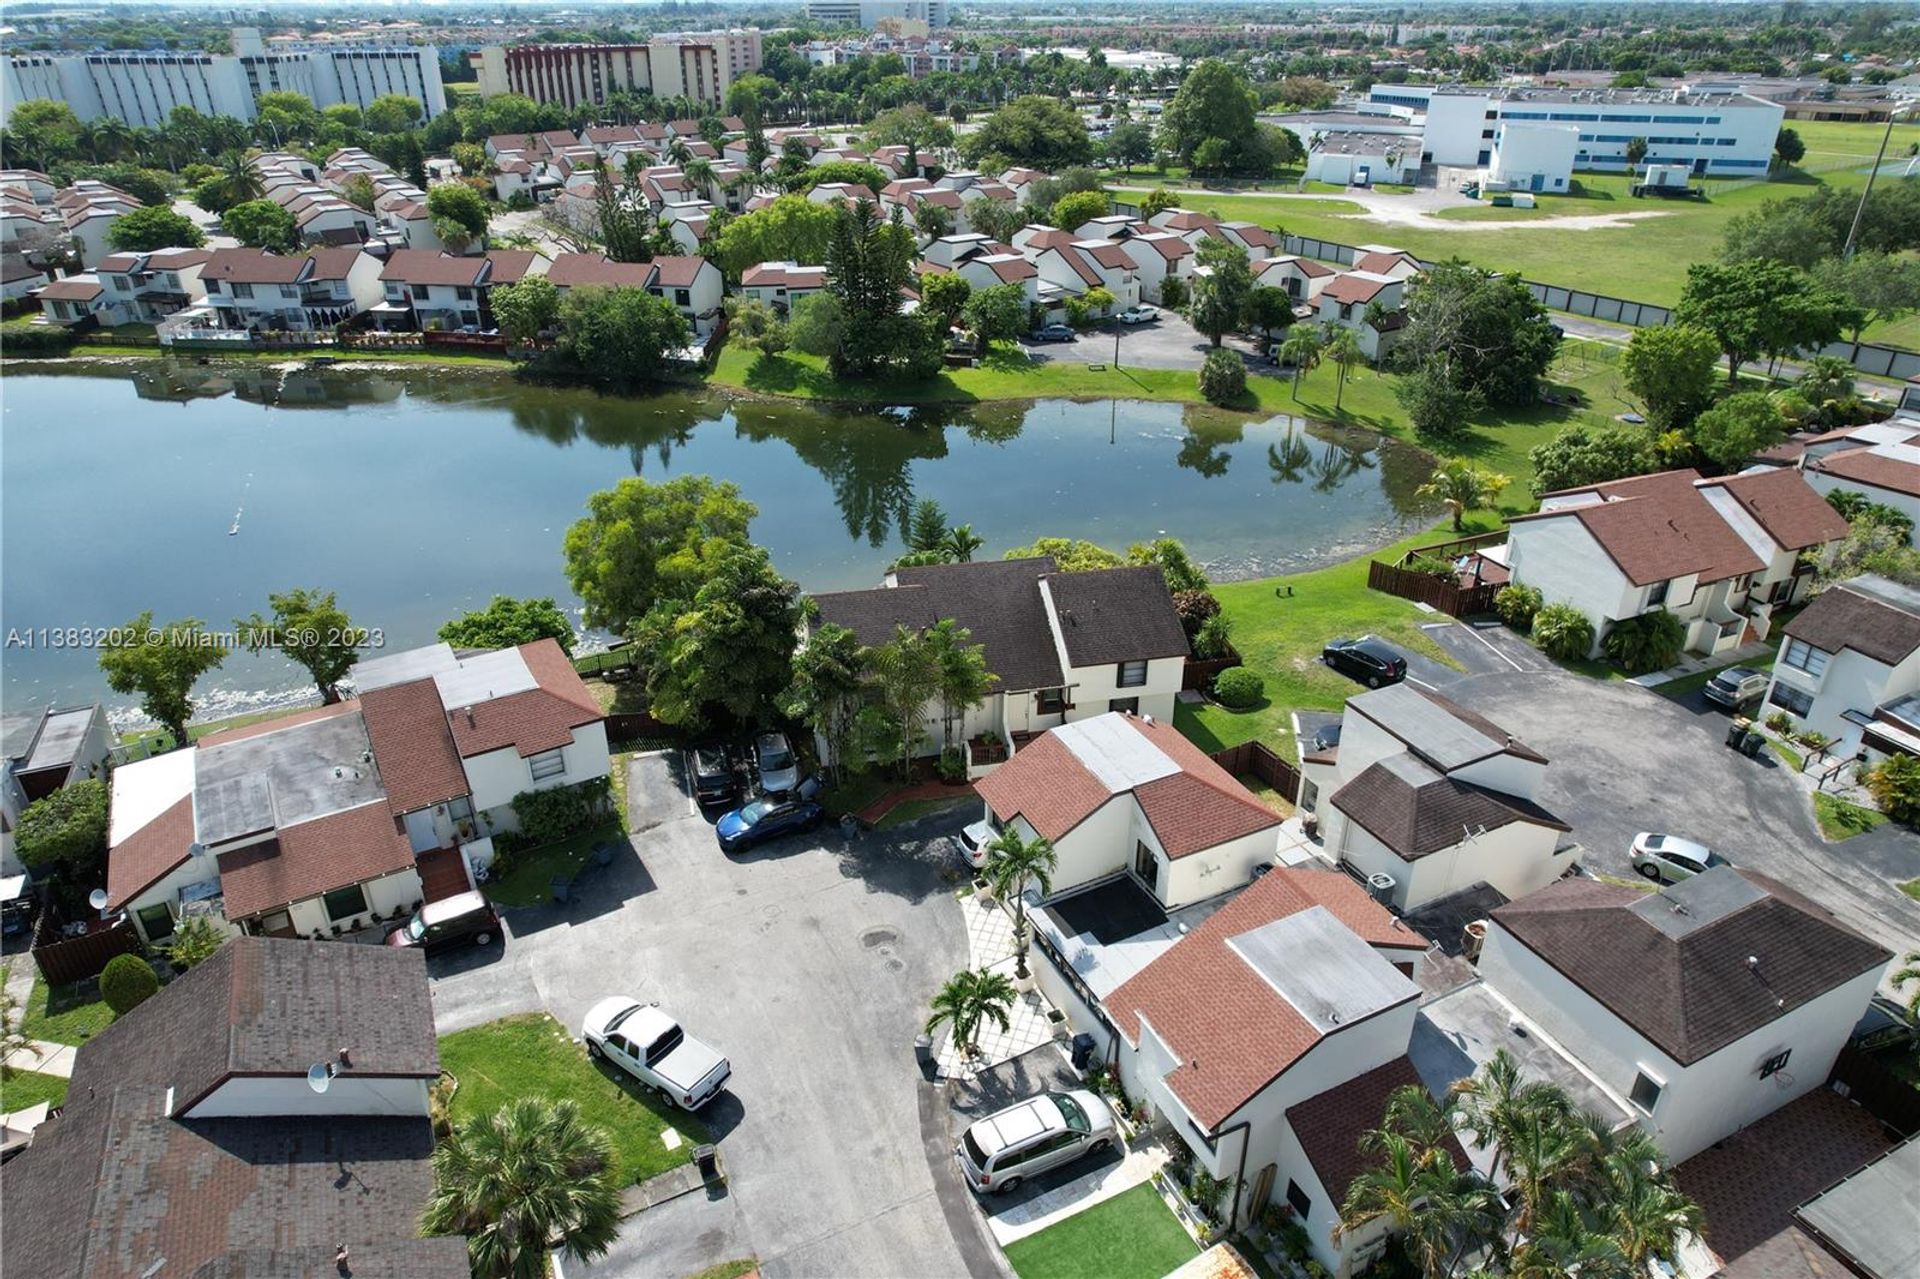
[935,894,1064,1080]
[1029,875,1229,1003]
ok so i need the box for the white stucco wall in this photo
[124,845,226,943]
[283,865,422,938]
[1506,515,1640,654]
[1057,655,1183,725]
[1766,642,1920,748]
[462,720,611,817]
[1159,824,1278,910]
[186,1074,432,1119]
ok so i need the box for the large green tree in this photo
[633,543,803,728]
[823,198,926,378]
[425,182,489,252]
[1189,237,1254,348]
[1675,259,1853,385]
[959,95,1092,170]
[1814,250,1920,347]
[962,281,1027,346]
[13,780,108,884]
[221,198,297,252]
[1528,425,1654,496]
[1161,59,1258,169]
[106,205,205,253]
[1621,323,1720,430]
[363,93,423,134]
[783,622,867,777]
[97,613,226,748]
[489,275,559,344]
[439,596,575,655]
[1395,260,1561,407]
[551,286,691,392]
[563,475,757,632]
[1689,391,1785,471]
[712,194,839,278]
[236,588,361,704]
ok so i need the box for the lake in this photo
[0,362,1439,720]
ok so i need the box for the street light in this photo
[1843,101,1918,260]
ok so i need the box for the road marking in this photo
[1407,676,1438,691]
[1460,623,1527,672]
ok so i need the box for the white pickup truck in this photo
[582,997,731,1111]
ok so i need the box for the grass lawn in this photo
[875,795,974,829]
[1173,514,1494,755]
[682,1263,759,1279]
[438,1013,703,1184]
[0,1069,69,1112]
[1813,792,1890,842]
[1769,739,1806,772]
[19,974,115,1045]
[1653,657,1776,703]
[483,819,624,908]
[1004,1183,1199,1279]
[118,703,325,752]
[1902,878,1920,902]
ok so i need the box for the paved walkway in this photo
[3,1039,75,1079]
[985,1136,1173,1246]
[935,896,1061,1080]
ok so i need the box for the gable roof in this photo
[38,275,101,300]
[648,254,711,288]
[1491,869,1891,1065]
[1783,574,1920,666]
[1697,467,1851,551]
[1323,271,1396,305]
[1330,753,1569,859]
[976,712,1277,858]
[546,251,652,290]
[1105,867,1424,1128]
[358,677,470,815]
[1287,1056,1470,1206]
[483,248,541,285]
[815,557,1065,692]
[1043,241,1103,288]
[378,248,487,287]
[1811,444,1920,497]
[743,261,828,289]
[1513,469,1768,586]
[1353,249,1419,274]
[1043,567,1189,667]
[444,638,602,758]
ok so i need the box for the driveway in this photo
[1019,312,1235,373]
[1444,669,1920,959]
[429,753,1000,1279]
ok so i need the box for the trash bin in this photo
[1070,1032,1097,1072]
[1740,732,1765,759]
[914,1033,935,1082]
[1725,723,1749,750]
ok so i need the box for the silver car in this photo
[1630,833,1731,885]
[1703,667,1769,710]
[956,1089,1116,1194]
[754,731,799,795]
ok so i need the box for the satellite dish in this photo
[88,888,109,911]
[306,1063,334,1095]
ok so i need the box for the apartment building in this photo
[805,1,950,29]
[471,29,764,111]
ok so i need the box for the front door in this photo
[404,808,439,854]
[1133,840,1159,892]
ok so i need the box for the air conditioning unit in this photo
[1366,872,1397,904]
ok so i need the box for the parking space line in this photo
[1407,676,1439,691]
[1460,623,1527,672]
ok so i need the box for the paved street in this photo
[428,753,1003,1279]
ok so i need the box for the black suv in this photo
[689,744,738,808]
[385,891,501,955]
[1321,636,1409,688]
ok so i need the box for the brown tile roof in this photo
[1080,240,1134,270]
[1354,249,1419,274]
[444,638,602,759]
[1515,469,1768,586]
[1158,210,1220,233]
[1330,755,1569,859]
[1260,254,1336,279]
[1223,221,1277,248]
[359,679,470,815]
[37,276,101,300]
[1811,445,1920,498]
[1044,567,1189,666]
[1131,233,1193,261]
[1783,576,1920,665]
[1491,870,1891,1065]
[547,252,653,290]
[1287,1056,1471,1207]
[1044,242,1102,288]
[106,794,195,909]
[216,801,414,920]
[980,254,1037,283]
[742,261,828,289]
[648,254,711,288]
[484,248,541,285]
[1699,468,1851,551]
[1105,867,1424,1128]
[1323,272,1395,305]
[202,249,308,285]
[974,729,1115,842]
[378,248,487,287]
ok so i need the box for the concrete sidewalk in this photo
[3,1039,76,1079]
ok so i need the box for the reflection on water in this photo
[6,362,1438,713]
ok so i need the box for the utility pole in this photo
[1844,105,1911,259]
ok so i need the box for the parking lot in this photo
[1019,311,1264,373]
[427,753,1004,1279]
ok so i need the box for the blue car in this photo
[716,796,825,853]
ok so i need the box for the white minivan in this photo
[956,1090,1116,1193]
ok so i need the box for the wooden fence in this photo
[1832,1044,1920,1139]
[33,914,142,987]
[1208,740,1301,803]
[1182,646,1243,691]
[1368,559,1501,617]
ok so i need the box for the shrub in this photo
[510,776,613,845]
[1797,729,1831,750]
[161,915,228,969]
[1532,603,1596,662]
[1172,588,1221,638]
[1193,612,1234,660]
[2,324,77,355]
[1602,610,1686,674]
[15,779,108,875]
[1404,553,1457,579]
[100,953,159,1015]
[1765,710,1795,734]
[938,747,967,784]
[1213,666,1265,708]
[1198,348,1246,406]
[1866,752,1920,823]
[1494,583,1544,631]
[1160,277,1187,309]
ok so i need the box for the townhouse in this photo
[741,260,828,314]
[1315,270,1408,360]
[1020,228,1140,315]
[92,247,211,323]
[373,248,546,331]
[1761,572,1920,755]
[544,251,725,337]
[192,246,385,333]
[1118,231,1195,305]
[1253,254,1337,303]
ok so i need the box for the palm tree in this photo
[925,967,1017,1059]
[92,116,132,163]
[1508,1191,1632,1279]
[983,827,1057,979]
[1448,1049,1534,1184]
[218,148,262,207]
[927,617,994,754]
[422,1097,622,1279]
[1278,326,1322,400]
[1337,1132,1480,1278]
[1323,325,1364,411]
[1599,1145,1702,1269]
[1381,1081,1459,1154]
[1500,1096,1582,1238]
[668,137,695,168]
[684,156,716,195]
[1894,949,1920,1024]
[1416,458,1512,533]
[942,523,983,563]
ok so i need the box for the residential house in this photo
[1021,230,1139,315]
[809,558,1188,768]
[1478,868,1891,1162]
[1316,271,1407,360]
[1505,468,1849,659]
[374,248,546,331]
[0,937,469,1279]
[1,703,111,876]
[1118,231,1194,304]
[1074,214,1142,241]
[923,232,1003,268]
[807,181,878,207]
[1767,413,1920,531]
[35,274,108,326]
[1350,247,1422,281]
[0,168,56,204]
[1253,254,1336,303]
[1761,573,1920,754]
[0,252,42,301]
[545,250,654,295]
[741,260,828,313]
[1301,683,1576,911]
[658,199,716,254]
[93,247,211,323]
[1217,221,1279,259]
[106,638,607,944]
[54,180,141,266]
[197,246,384,332]
[1147,208,1230,252]
[955,251,1039,304]
[647,253,725,336]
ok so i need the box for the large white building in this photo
[1365,83,1785,177]
[471,29,764,111]
[1,27,445,128]
[805,0,950,29]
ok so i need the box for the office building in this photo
[805,1,950,30]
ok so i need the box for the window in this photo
[456,286,474,301]
[280,285,298,299]
[1286,1179,1313,1219]
[137,902,175,942]
[1109,697,1139,714]
[232,282,254,299]
[412,283,431,300]
[1646,580,1669,606]
[1037,687,1067,715]
[1629,1070,1663,1113]
[1759,1048,1792,1078]
[529,748,567,781]
[1116,659,1148,688]
[323,883,369,923]
[1769,682,1814,716]
[1781,638,1829,678]
[1133,840,1159,890]
[675,288,691,306]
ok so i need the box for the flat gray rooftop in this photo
[1353,683,1502,772]
[193,711,385,845]
[23,706,97,773]
[1793,1135,1920,1279]
[1230,906,1418,1033]
[1630,866,1766,939]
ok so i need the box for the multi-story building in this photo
[0,26,446,128]
[805,1,950,29]
[470,29,763,112]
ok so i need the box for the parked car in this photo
[958,817,996,869]
[1321,636,1409,688]
[689,744,738,808]
[1703,667,1769,710]
[754,731,800,795]
[1029,323,1075,343]
[955,1090,1116,1194]
[716,795,825,853]
[582,997,731,1110]
[1116,305,1159,325]
[384,890,500,955]
[1630,833,1731,884]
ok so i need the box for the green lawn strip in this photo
[1769,739,1806,772]
[438,1012,702,1184]
[119,702,328,751]
[875,795,974,830]
[1812,792,1890,842]
[682,1262,760,1279]
[1901,878,1920,902]
[1003,1183,1200,1279]
[20,975,115,1045]
[0,1069,69,1112]
[1652,657,1775,702]
[483,820,624,908]
[1173,515,1491,757]
[820,768,900,818]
